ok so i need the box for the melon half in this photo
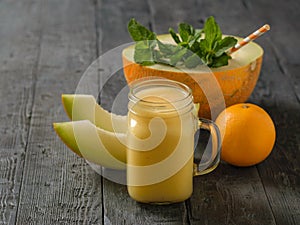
[122,34,263,118]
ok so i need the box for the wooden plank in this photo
[0,0,42,224]
[189,164,276,224]
[158,0,277,224]
[243,0,300,224]
[250,42,300,225]
[244,0,300,101]
[14,0,104,224]
[187,0,300,224]
[146,0,201,34]
[99,0,151,53]
[98,0,298,224]
[102,179,188,225]
[96,1,297,224]
[97,0,190,224]
[97,0,153,112]
[3,0,296,224]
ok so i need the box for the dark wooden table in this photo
[1,0,299,224]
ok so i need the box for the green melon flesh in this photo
[53,120,126,169]
[62,94,127,133]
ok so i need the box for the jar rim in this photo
[128,77,193,105]
[128,77,194,115]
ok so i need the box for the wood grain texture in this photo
[0,0,299,224]
[148,0,276,224]
[97,1,189,224]
[188,164,276,225]
[13,0,103,224]
[97,0,152,113]
[146,0,200,34]
[0,0,42,224]
[244,1,300,224]
[192,1,300,225]
[102,179,188,225]
[251,43,300,225]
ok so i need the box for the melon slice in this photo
[62,94,127,133]
[56,94,200,169]
[53,120,126,169]
[62,94,199,130]
[122,34,264,118]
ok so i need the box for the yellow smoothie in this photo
[127,85,196,203]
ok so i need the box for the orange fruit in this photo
[122,34,263,118]
[215,103,276,167]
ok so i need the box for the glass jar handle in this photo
[193,118,221,176]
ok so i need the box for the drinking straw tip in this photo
[264,24,270,31]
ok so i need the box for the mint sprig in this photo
[127,17,237,68]
[127,18,156,41]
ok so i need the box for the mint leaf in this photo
[205,53,214,65]
[169,28,181,44]
[128,18,156,41]
[134,40,156,66]
[184,53,202,68]
[157,40,178,56]
[128,17,238,68]
[178,23,195,42]
[198,39,209,58]
[204,16,222,48]
[214,37,237,57]
[210,53,231,68]
[188,31,202,49]
[154,51,171,66]
[170,47,187,66]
